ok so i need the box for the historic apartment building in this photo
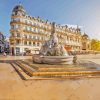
[0,32,5,53]
[9,4,91,55]
[0,32,10,53]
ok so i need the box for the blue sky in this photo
[0,0,100,39]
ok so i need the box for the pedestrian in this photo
[3,52,6,56]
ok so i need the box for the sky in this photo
[0,0,100,40]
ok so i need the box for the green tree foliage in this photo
[91,39,100,51]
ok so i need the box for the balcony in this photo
[10,20,51,32]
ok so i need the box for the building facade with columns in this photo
[9,4,91,55]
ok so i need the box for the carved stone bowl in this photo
[32,55,73,64]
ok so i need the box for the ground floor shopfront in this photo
[10,45,40,55]
[10,45,83,56]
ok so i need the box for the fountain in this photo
[32,22,73,64]
[13,23,100,78]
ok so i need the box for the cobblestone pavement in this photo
[0,54,100,100]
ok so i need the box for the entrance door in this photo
[12,47,15,55]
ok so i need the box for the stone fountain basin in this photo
[32,55,73,64]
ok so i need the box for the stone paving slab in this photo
[0,55,100,100]
[0,62,100,100]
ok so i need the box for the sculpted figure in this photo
[33,22,73,64]
[39,22,69,56]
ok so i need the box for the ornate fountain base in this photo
[32,22,74,65]
[33,55,73,64]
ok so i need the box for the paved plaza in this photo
[0,54,100,100]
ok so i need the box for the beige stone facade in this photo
[9,4,91,55]
[82,34,91,51]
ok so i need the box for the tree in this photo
[91,39,100,51]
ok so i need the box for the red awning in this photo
[64,46,72,51]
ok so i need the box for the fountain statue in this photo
[33,22,73,64]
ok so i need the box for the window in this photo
[39,37,41,40]
[29,27,32,31]
[41,37,44,41]
[29,35,31,39]
[11,25,14,29]
[33,36,36,40]
[16,40,20,44]
[24,35,27,39]
[15,11,18,15]
[29,41,31,45]
[16,47,20,54]
[32,28,34,32]
[27,27,30,31]
[25,26,27,30]
[34,28,36,32]
[37,36,40,40]
[33,42,35,46]
[12,11,15,15]
[17,33,20,37]
[24,41,27,45]
[29,21,32,25]
[16,18,20,22]
[11,18,14,22]
[37,42,40,46]
[11,33,15,37]
[33,23,36,26]
[14,25,20,29]
[37,29,40,33]
[25,20,28,24]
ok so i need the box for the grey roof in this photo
[12,4,26,13]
